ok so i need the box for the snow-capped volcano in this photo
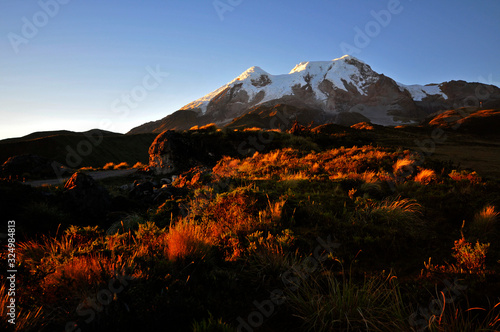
[128,56,500,134]
[181,55,388,116]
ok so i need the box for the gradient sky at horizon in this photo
[1,0,499,140]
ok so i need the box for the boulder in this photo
[148,130,220,175]
[63,172,111,222]
[148,130,190,174]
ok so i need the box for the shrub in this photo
[103,162,115,170]
[133,162,147,169]
[114,162,130,170]
[448,170,482,184]
[452,236,489,273]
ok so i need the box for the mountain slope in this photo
[128,55,500,134]
[0,130,157,168]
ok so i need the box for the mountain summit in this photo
[129,56,500,133]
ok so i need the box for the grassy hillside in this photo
[0,130,157,168]
[1,126,499,331]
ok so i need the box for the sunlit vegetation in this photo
[2,134,500,331]
[113,162,130,170]
[102,161,132,170]
[103,162,115,170]
[132,162,147,169]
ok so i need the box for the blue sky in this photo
[1,0,499,139]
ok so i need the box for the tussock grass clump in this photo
[166,220,212,261]
[371,197,421,225]
[393,157,415,177]
[470,205,498,237]
[414,168,436,184]
[286,269,410,331]
[353,196,422,229]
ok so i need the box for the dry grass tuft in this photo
[114,162,130,170]
[393,157,415,177]
[103,162,115,170]
[471,205,498,237]
[166,221,212,261]
[414,168,436,184]
[351,122,374,130]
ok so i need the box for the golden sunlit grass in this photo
[0,283,46,331]
[133,161,147,169]
[414,168,436,184]
[8,139,500,331]
[191,123,217,131]
[351,121,374,130]
[448,170,482,184]
[113,162,130,169]
[424,230,490,275]
[103,162,115,170]
[471,205,498,237]
[165,220,212,261]
[393,157,415,177]
[42,255,118,303]
[213,146,401,182]
[452,236,490,274]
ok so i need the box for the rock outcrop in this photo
[63,172,111,221]
[148,130,224,175]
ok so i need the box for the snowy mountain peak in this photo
[232,66,270,82]
[129,56,500,134]
[288,55,366,75]
[171,56,473,127]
